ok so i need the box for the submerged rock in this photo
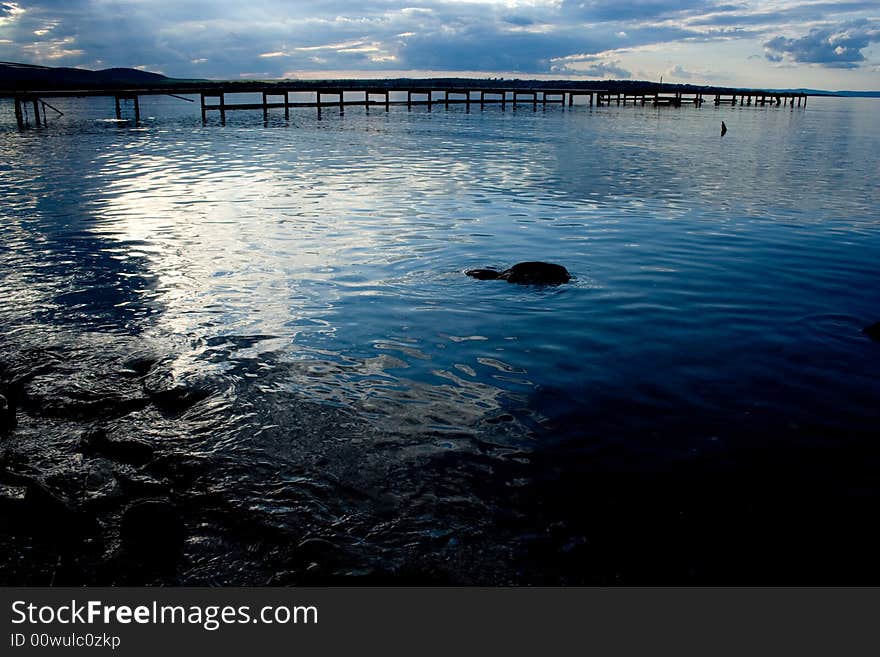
[864,322,880,342]
[8,476,99,537]
[143,365,214,415]
[0,483,27,508]
[79,426,154,465]
[295,537,345,566]
[0,393,15,434]
[465,268,504,281]
[466,261,572,285]
[120,499,185,560]
[22,374,148,420]
[119,356,158,378]
[83,459,124,507]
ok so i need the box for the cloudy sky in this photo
[1,1,878,89]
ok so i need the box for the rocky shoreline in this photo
[0,333,220,584]
[0,332,522,585]
[0,332,405,586]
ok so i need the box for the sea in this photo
[1,92,878,584]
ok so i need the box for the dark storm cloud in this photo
[764,19,880,68]
[502,15,536,27]
[687,2,878,28]
[561,0,716,22]
[398,25,607,73]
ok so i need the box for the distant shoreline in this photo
[2,61,878,98]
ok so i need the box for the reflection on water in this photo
[1,96,879,584]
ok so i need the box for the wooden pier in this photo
[3,82,809,128]
[197,86,602,118]
[595,90,806,107]
[711,92,807,107]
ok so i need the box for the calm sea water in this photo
[1,94,879,584]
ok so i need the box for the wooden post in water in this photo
[262,91,268,121]
[200,93,207,122]
[133,95,140,123]
[14,97,23,128]
[219,93,226,123]
[115,95,121,120]
[285,91,290,120]
[407,90,412,110]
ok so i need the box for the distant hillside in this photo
[807,89,880,98]
[0,61,169,90]
[2,61,877,97]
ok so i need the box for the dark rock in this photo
[295,537,344,564]
[467,262,571,285]
[82,459,124,508]
[120,356,158,378]
[120,499,185,560]
[465,268,502,280]
[23,479,77,519]
[22,374,148,420]
[18,477,97,537]
[143,366,213,415]
[0,483,27,510]
[0,393,15,434]
[115,472,172,498]
[79,426,154,465]
[501,262,571,285]
[863,322,880,342]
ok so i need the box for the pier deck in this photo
[2,82,809,128]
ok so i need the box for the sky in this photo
[1,1,879,90]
